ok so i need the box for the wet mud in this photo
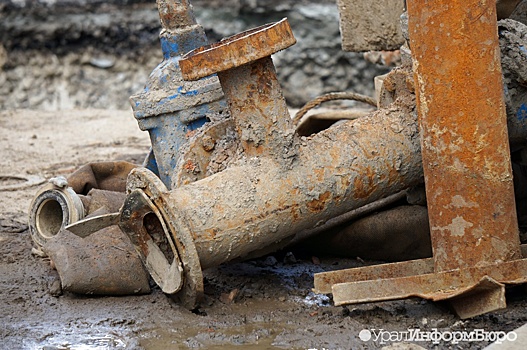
[2,110,527,349]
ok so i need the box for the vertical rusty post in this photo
[180,19,296,158]
[407,0,521,271]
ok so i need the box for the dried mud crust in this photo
[1,109,527,349]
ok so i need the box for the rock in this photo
[263,255,278,266]
[49,279,63,297]
[283,251,297,264]
[89,57,115,69]
[219,289,239,304]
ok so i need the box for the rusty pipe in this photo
[300,205,432,262]
[119,97,422,309]
[29,181,85,248]
[118,19,424,308]
[180,19,297,159]
[28,162,151,296]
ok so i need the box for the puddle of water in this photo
[23,325,134,350]
[38,333,126,350]
[138,322,295,350]
[25,322,294,350]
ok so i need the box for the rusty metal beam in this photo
[330,259,527,305]
[315,244,527,294]
[411,0,521,271]
[314,258,434,294]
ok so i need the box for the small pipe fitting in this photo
[28,182,85,248]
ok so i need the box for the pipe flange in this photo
[28,183,85,247]
[120,189,184,294]
[122,168,204,309]
[180,18,296,81]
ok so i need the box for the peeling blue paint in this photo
[157,87,200,106]
[178,86,198,96]
[143,150,160,177]
[160,37,180,60]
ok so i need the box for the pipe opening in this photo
[36,198,64,239]
[143,212,175,263]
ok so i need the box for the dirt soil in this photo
[1,109,527,350]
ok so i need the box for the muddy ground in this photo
[2,1,527,349]
[2,110,527,350]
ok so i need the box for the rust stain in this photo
[253,62,273,102]
[204,228,219,240]
[184,160,197,173]
[353,166,377,199]
[383,73,397,92]
[314,168,324,182]
[290,206,300,222]
[240,203,301,226]
[306,191,331,213]
[340,176,351,189]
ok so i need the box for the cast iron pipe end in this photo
[119,188,184,295]
[29,183,85,248]
[120,167,204,309]
[179,18,296,81]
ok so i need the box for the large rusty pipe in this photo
[119,20,422,308]
[408,0,522,271]
[146,106,422,269]
[120,89,423,307]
